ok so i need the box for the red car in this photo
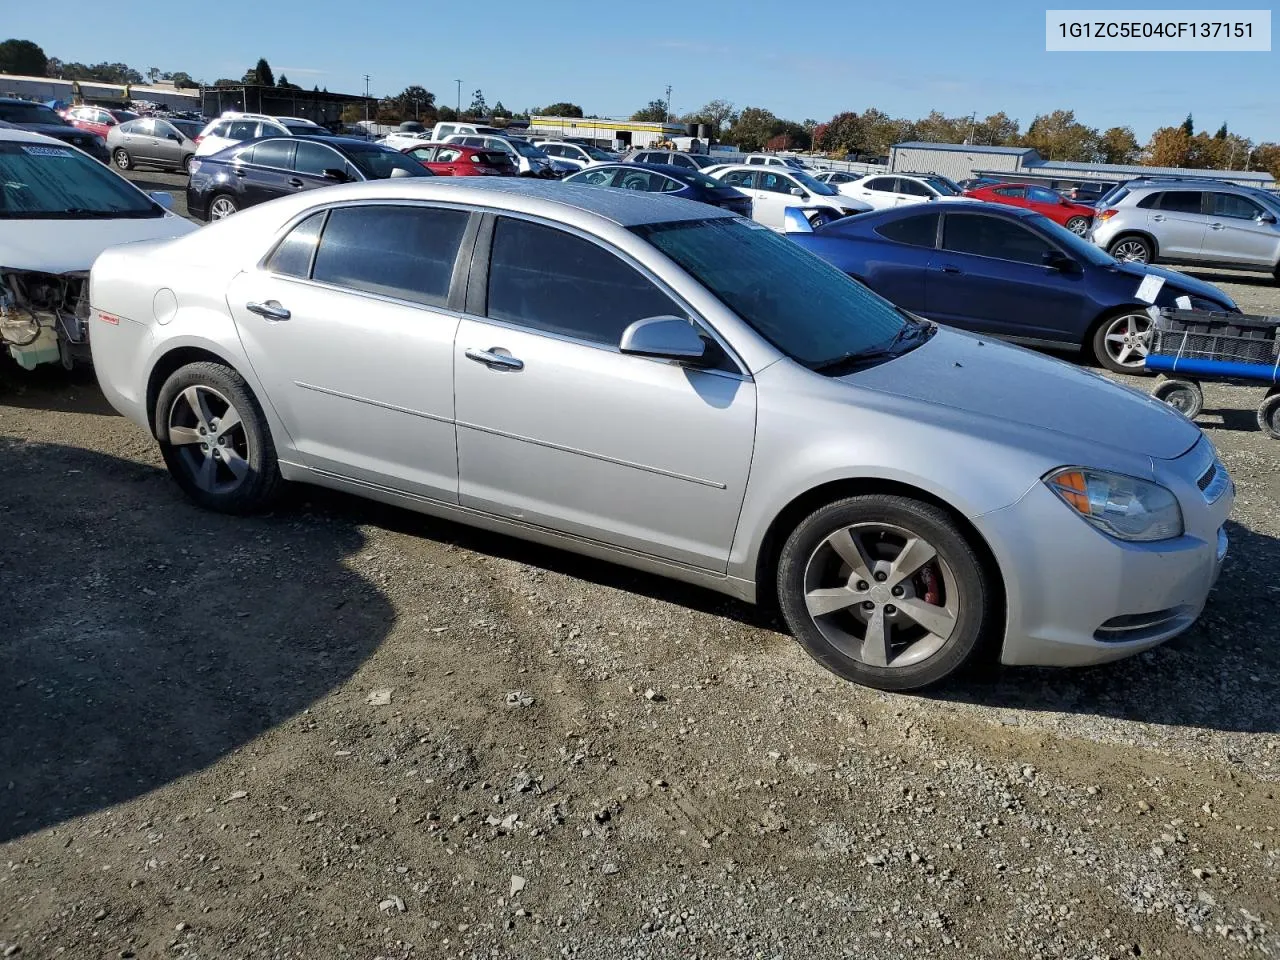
[962,182,1096,236]
[401,141,516,177]
[61,104,139,139]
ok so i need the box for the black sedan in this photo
[562,162,752,217]
[187,135,432,221]
[0,97,111,163]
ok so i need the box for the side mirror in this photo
[789,187,805,197]
[782,207,814,233]
[619,316,708,363]
[148,191,174,210]
[1042,250,1077,272]
[323,168,350,182]
[1259,211,1277,224]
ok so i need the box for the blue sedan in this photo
[562,162,753,219]
[789,201,1237,373]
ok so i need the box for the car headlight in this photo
[1044,467,1183,542]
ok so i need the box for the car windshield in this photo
[634,217,915,368]
[1023,212,1115,266]
[343,144,433,179]
[789,171,838,196]
[583,146,614,160]
[112,110,140,123]
[0,140,161,218]
[0,102,66,125]
[505,139,546,158]
[926,177,960,196]
[283,122,322,135]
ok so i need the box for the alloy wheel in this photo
[1111,239,1149,262]
[167,385,251,495]
[802,522,958,669]
[209,196,237,220]
[1066,216,1089,236]
[1103,313,1153,369]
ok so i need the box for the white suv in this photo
[844,173,966,210]
[709,164,871,230]
[194,113,326,157]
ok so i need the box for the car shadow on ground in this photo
[0,361,117,417]
[0,439,393,844]
[1180,268,1276,290]
[938,519,1280,735]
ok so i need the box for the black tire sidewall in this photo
[1067,216,1088,233]
[1152,379,1203,419]
[210,194,237,218]
[1258,393,1280,439]
[154,361,282,514]
[776,495,992,691]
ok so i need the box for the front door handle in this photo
[288,177,304,188]
[245,300,291,321]
[1151,215,1166,221]
[465,347,524,371]
[938,264,962,274]
[1209,222,1225,230]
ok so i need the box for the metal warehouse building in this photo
[529,115,691,150]
[889,141,1275,190]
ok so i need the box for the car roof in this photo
[0,126,68,145]
[581,162,708,181]
[707,163,801,174]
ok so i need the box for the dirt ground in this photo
[2,263,1279,960]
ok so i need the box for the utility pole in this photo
[967,111,976,145]
[665,84,672,124]
[363,74,371,124]
[455,79,462,115]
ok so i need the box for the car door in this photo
[925,211,1086,343]
[149,119,183,167]
[719,169,762,215]
[433,146,464,174]
[236,139,300,207]
[1144,190,1208,260]
[225,203,470,500]
[852,176,898,210]
[293,140,356,191]
[453,215,756,571]
[1202,191,1280,267]
[752,171,803,229]
[862,211,939,312]
[894,178,932,207]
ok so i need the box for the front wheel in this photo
[1092,310,1154,374]
[1258,390,1280,440]
[154,361,283,513]
[1151,377,1204,419]
[808,211,837,228]
[112,148,132,170]
[776,495,993,691]
[1065,215,1090,236]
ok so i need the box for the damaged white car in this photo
[1,128,195,370]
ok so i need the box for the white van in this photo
[430,121,507,142]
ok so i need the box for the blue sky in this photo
[13,0,1276,141]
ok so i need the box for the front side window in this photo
[207,120,231,138]
[721,170,755,189]
[759,172,797,194]
[1158,191,1203,214]
[617,169,660,191]
[567,167,619,186]
[0,141,161,218]
[876,212,939,248]
[435,148,460,162]
[294,141,345,176]
[406,146,435,161]
[487,217,682,345]
[896,179,931,197]
[1027,186,1062,204]
[994,185,1024,198]
[265,211,326,278]
[942,213,1054,265]
[1210,192,1263,219]
[0,101,66,125]
[343,144,431,180]
[311,205,469,307]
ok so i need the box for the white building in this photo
[529,115,690,151]
[0,73,201,111]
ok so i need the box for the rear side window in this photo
[616,169,662,191]
[265,211,326,278]
[311,205,469,307]
[487,217,681,345]
[942,213,1053,265]
[1157,191,1203,213]
[994,185,1024,198]
[228,120,259,139]
[1135,192,1161,209]
[863,177,895,192]
[208,120,231,138]
[246,139,296,169]
[875,212,939,248]
[672,155,696,169]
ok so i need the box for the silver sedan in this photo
[107,116,201,174]
[88,179,1233,690]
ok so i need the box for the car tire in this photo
[181,154,193,175]
[776,494,993,691]
[208,193,238,221]
[1065,215,1090,236]
[1257,390,1280,440]
[809,211,837,228]
[154,361,284,514]
[112,148,132,171]
[1151,377,1204,419]
[1092,309,1155,375]
[1108,234,1152,263]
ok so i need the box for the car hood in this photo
[1110,260,1232,306]
[0,215,198,274]
[16,122,91,141]
[847,327,1201,461]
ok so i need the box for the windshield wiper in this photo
[812,315,935,375]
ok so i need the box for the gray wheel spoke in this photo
[218,445,249,481]
[888,536,937,586]
[895,598,956,639]
[1117,344,1134,364]
[182,386,214,431]
[859,608,890,667]
[805,586,861,618]
[824,528,875,582]
[168,425,202,446]
[195,454,218,492]
[216,405,242,437]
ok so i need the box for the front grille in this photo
[1095,608,1184,642]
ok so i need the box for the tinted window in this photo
[616,169,663,192]
[0,101,65,124]
[208,120,231,138]
[993,185,1024,198]
[265,211,326,278]
[568,167,619,186]
[1136,192,1161,209]
[876,212,939,248]
[863,177,895,192]
[1158,191,1203,213]
[344,144,430,180]
[294,141,344,176]
[487,217,681,345]
[228,120,259,139]
[672,155,696,168]
[312,205,469,307]
[1210,192,1262,219]
[897,178,931,197]
[759,172,797,194]
[721,170,755,188]
[0,141,160,218]
[247,139,296,169]
[1027,186,1060,203]
[942,213,1053,264]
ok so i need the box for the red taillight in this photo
[1098,208,1118,221]
[194,135,203,144]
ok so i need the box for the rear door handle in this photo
[1151,215,1166,221]
[939,264,962,274]
[245,300,291,322]
[465,347,524,371]
[1209,222,1225,230]
[288,177,304,188]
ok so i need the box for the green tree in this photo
[540,102,583,117]
[1251,142,1280,180]
[60,61,142,84]
[1021,109,1099,161]
[437,105,458,122]
[1181,113,1194,136]
[725,106,783,152]
[1144,126,1192,167]
[972,112,1020,146]
[631,99,669,122]
[1098,126,1140,164]
[468,89,487,116]
[0,38,48,76]
[168,71,197,89]
[277,75,303,90]
[682,98,736,134]
[1214,121,1228,139]
[254,58,274,87]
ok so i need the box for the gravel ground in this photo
[123,169,191,220]
[1,267,1278,960]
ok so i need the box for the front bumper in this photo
[977,450,1232,667]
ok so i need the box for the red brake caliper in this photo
[916,564,941,605]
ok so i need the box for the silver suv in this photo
[1090,179,1280,277]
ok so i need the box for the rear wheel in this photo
[1092,310,1154,374]
[1258,391,1280,440]
[180,153,193,175]
[208,194,238,221]
[112,148,132,170]
[776,495,993,691]
[1108,235,1152,263]
[1151,377,1204,419]
[154,361,283,513]
[1065,215,1090,236]
[809,211,837,228]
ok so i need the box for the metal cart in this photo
[1144,308,1280,440]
